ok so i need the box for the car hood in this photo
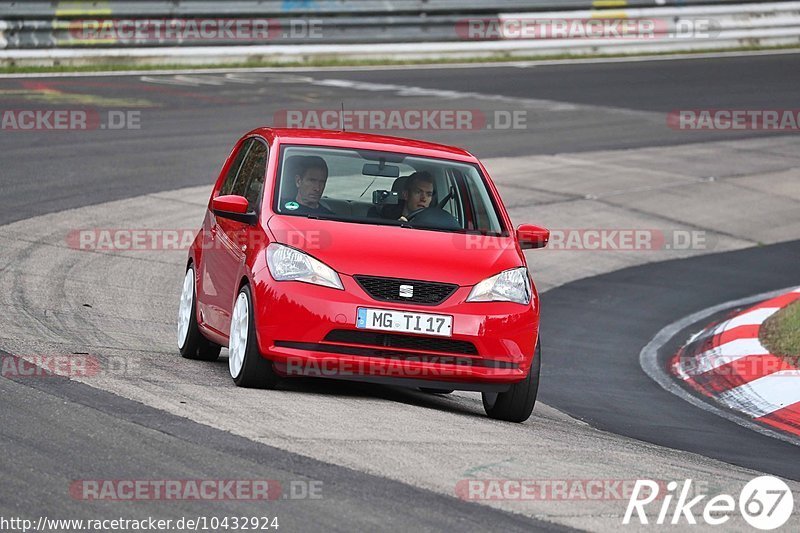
[267,215,524,286]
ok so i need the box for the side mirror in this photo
[212,195,257,225]
[516,224,549,250]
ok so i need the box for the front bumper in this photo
[251,272,539,387]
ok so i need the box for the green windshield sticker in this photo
[285,201,299,210]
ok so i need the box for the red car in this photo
[177,128,549,422]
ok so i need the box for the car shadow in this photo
[288,377,488,419]
[213,356,487,419]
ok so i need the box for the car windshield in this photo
[274,145,505,235]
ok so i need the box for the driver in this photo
[399,171,434,222]
[292,156,334,215]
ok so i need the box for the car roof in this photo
[248,128,478,163]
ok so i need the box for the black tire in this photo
[482,339,541,423]
[179,266,221,362]
[230,284,280,389]
[419,388,455,394]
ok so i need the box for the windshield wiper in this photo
[304,214,339,221]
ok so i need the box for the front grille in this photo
[324,329,478,355]
[354,275,457,306]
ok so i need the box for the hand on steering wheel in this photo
[402,207,427,222]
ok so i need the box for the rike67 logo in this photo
[624,476,794,529]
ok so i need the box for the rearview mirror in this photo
[516,224,549,250]
[363,162,400,178]
[212,195,257,225]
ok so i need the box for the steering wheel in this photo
[403,207,427,221]
[402,207,461,230]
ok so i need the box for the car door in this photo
[202,138,268,338]
[198,139,253,335]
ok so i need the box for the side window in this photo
[219,140,253,196]
[234,140,268,211]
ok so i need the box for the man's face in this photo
[295,167,327,207]
[404,180,434,212]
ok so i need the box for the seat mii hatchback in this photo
[177,128,549,422]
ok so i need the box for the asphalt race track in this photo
[540,239,800,480]
[3,53,800,225]
[0,351,565,532]
[2,52,800,531]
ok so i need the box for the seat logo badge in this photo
[399,285,414,298]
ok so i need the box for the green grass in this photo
[760,300,800,367]
[1,43,799,75]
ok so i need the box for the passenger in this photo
[399,171,435,221]
[290,156,334,216]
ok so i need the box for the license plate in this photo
[356,307,453,337]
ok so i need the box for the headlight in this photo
[266,243,343,290]
[466,267,532,305]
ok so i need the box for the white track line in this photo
[172,75,228,86]
[639,286,800,448]
[307,77,581,111]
